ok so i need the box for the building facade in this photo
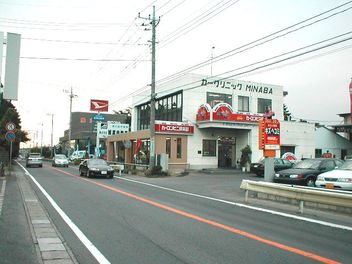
[107,73,315,172]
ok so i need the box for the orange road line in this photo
[53,168,341,264]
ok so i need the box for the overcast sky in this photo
[1,0,351,147]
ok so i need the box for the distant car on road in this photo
[69,150,86,161]
[26,153,43,168]
[316,160,352,191]
[52,154,69,167]
[250,158,293,176]
[274,158,343,186]
[79,158,114,178]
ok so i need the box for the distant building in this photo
[59,111,129,155]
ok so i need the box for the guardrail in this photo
[240,180,352,214]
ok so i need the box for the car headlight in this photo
[275,173,280,177]
[338,178,352,182]
[317,175,324,181]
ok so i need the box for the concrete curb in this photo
[15,168,78,264]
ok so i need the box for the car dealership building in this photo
[106,73,322,172]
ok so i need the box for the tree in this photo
[283,104,292,121]
[114,107,131,129]
[0,97,30,157]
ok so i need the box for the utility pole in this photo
[64,87,77,158]
[139,6,159,169]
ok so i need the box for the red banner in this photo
[259,119,280,150]
[90,99,109,112]
[155,124,194,134]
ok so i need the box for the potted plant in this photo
[240,145,252,172]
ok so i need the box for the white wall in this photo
[315,126,352,158]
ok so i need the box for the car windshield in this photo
[293,159,321,169]
[55,155,67,159]
[88,159,107,166]
[337,161,352,170]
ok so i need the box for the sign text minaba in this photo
[201,78,274,94]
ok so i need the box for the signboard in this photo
[4,33,21,100]
[259,119,280,150]
[90,99,109,112]
[155,121,194,134]
[196,103,263,123]
[281,152,297,162]
[93,113,105,121]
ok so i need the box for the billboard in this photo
[90,99,109,112]
[4,33,21,100]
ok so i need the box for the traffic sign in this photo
[5,131,16,142]
[5,122,16,131]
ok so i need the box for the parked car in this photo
[52,154,69,167]
[79,158,114,178]
[250,158,293,176]
[26,153,43,168]
[69,150,87,161]
[315,160,352,191]
[273,158,344,186]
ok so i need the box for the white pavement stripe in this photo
[116,176,352,232]
[17,162,111,264]
[0,179,5,215]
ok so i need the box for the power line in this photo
[155,1,352,85]
[22,37,147,46]
[129,33,352,107]
[19,56,150,62]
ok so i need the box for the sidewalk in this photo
[0,166,77,264]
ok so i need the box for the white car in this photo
[316,160,352,191]
[52,154,69,167]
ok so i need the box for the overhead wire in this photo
[155,1,352,86]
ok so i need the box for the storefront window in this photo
[238,96,249,112]
[166,137,171,158]
[203,139,216,157]
[257,98,272,113]
[137,91,183,130]
[207,92,232,107]
[177,138,182,158]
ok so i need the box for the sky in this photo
[0,0,351,147]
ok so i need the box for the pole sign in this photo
[90,99,109,112]
[259,119,280,152]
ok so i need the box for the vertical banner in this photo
[4,33,21,100]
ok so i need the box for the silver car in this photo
[316,160,352,191]
[52,154,69,167]
[26,153,43,168]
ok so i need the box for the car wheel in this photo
[39,165,43,168]
[306,177,315,187]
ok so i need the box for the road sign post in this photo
[5,124,16,171]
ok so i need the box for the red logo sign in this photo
[90,99,109,112]
[155,124,194,134]
[259,119,280,150]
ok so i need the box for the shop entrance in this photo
[218,137,236,168]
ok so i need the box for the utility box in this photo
[156,153,169,172]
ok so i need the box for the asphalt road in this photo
[21,161,352,264]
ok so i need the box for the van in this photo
[69,150,86,161]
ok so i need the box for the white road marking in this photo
[116,176,352,232]
[0,179,6,216]
[17,162,111,264]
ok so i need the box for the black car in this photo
[250,158,293,176]
[273,158,344,186]
[79,159,114,178]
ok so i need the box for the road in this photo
[19,161,351,264]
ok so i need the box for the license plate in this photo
[325,183,334,189]
[101,171,107,174]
